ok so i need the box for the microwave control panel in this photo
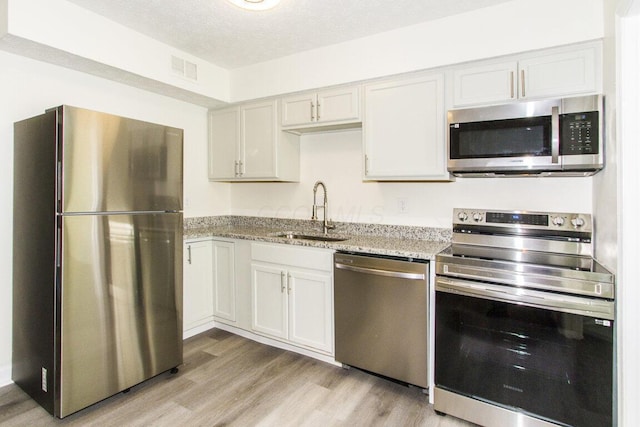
[560,111,599,155]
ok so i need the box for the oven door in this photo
[435,276,614,427]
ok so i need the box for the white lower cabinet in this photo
[183,239,236,335]
[287,268,333,352]
[183,239,214,332]
[212,240,236,325]
[251,243,334,354]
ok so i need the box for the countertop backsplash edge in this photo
[184,215,452,242]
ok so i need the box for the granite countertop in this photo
[185,216,451,260]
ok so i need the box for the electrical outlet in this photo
[397,198,409,214]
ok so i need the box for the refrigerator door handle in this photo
[56,216,62,268]
[57,161,62,210]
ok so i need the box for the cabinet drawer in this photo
[251,243,333,271]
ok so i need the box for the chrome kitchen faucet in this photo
[312,181,335,235]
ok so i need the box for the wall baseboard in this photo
[183,320,216,339]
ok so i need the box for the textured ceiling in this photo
[66,0,513,69]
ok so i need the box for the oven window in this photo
[435,290,613,427]
[450,116,551,159]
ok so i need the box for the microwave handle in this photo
[551,106,560,164]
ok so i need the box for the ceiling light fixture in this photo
[227,0,282,11]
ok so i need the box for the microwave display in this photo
[450,116,550,159]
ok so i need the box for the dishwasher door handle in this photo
[335,262,426,280]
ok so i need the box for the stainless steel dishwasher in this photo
[334,252,429,389]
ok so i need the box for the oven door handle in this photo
[436,276,614,320]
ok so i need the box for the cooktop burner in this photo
[445,244,599,272]
[437,208,615,299]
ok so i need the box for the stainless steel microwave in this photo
[447,94,604,177]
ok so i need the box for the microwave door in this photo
[448,115,561,174]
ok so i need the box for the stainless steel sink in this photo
[274,231,348,242]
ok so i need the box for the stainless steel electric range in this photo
[434,208,615,427]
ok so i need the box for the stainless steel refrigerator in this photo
[12,106,183,418]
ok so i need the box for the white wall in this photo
[594,0,620,271]
[614,1,640,425]
[1,0,230,106]
[0,51,229,385]
[230,130,593,227]
[231,0,604,101]
[0,0,7,36]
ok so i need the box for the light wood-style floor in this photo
[0,329,475,426]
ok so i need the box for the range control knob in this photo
[571,217,586,228]
[457,211,469,222]
[472,212,483,222]
[552,216,565,226]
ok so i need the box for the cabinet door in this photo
[251,263,288,339]
[281,93,316,127]
[288,269,333,353]
[212,241,236,324]
[208,108,240,180]
[183,240,214,331]
[519,47,598,99]
[453,61,518,107]
[364,73,449,180]
[316,87,360,124]
[240,100,278,179]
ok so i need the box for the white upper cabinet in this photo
[518,47,598,99]
[453,42,601,107]
[281,86,361,133]
[241,101,278,179]
[208,108,239,180]
[208,100,300,181]
[363,73,451,181]
[453,61,518,106]
[280,93,317,127]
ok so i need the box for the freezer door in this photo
[59,213,182,417]
[60,106,183,213]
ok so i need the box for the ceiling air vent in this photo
[171,55,198,81]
